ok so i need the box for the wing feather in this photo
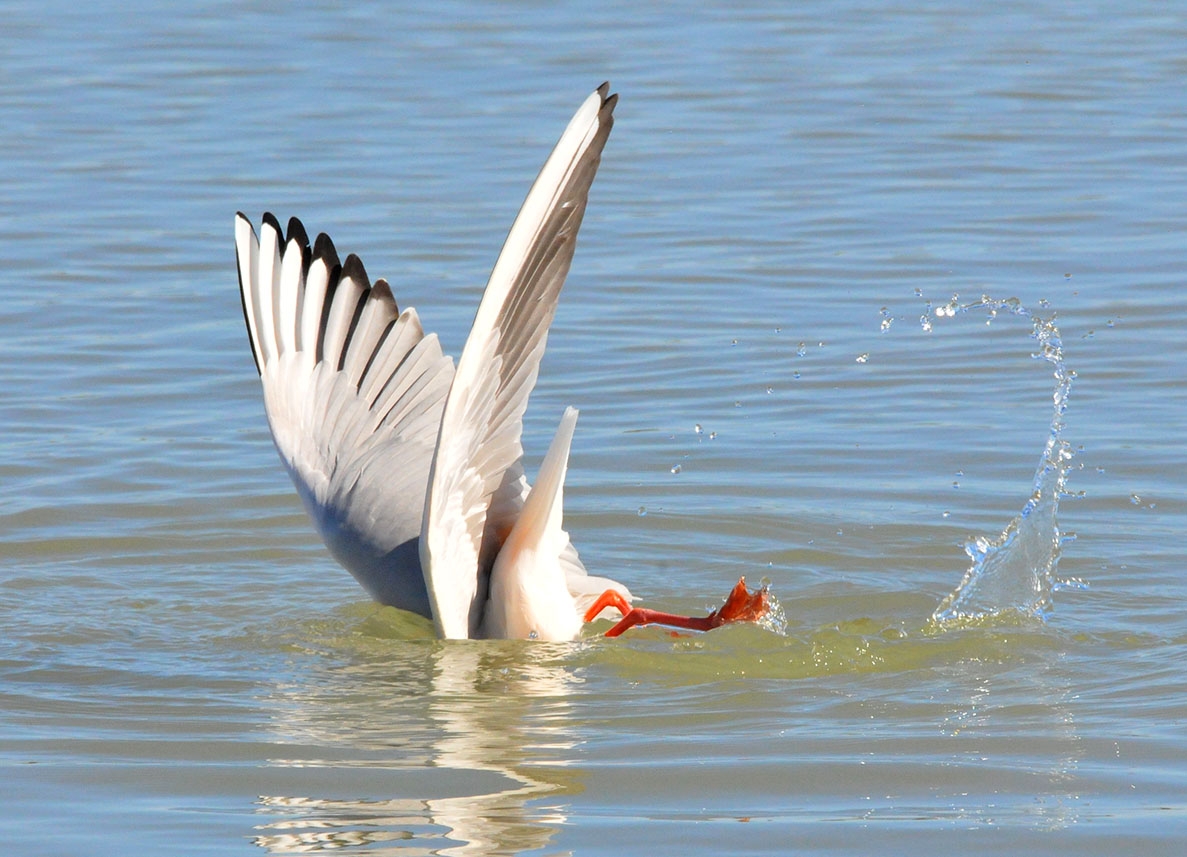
[321,254,368,371]
[235,216,263,373]
[301,233,339,358]
[360,307,425,407]
[421,83,617,638]
[256,213,282,365]
[236,212,455,614]
[276,234,305,355]
[343,278,399,387]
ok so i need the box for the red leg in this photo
[583,589,633,623]
[603,608,716,637]
[584,589,714,636]
[586,577,772,638]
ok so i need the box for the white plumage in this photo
[235,83,630,640]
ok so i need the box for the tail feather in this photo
[510,407,579,562]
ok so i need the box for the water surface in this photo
[2,1,1185,854]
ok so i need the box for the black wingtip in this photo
[312,232,340,271]
[261,211,282,236]
[285,216,309,250]
[340,253,371,290]
[371,278,397,312]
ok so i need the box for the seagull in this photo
[236,83,635,640]
[236,83,773,641]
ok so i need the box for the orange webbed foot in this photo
[711,576,771,625]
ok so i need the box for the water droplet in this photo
[708,431,717,440]
[693,423,702,435]
[796,342,807,358]
[1130,494,1142,505]
[637,506,647,517]
[942,510,951,518]
[855,353,869,364]
[528,630,539,640]
[731,338,738,346]
[765,385,774,394]
[670,464,682,474]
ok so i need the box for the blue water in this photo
[2,1,1186,855]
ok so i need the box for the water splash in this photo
[754,582,788,637]
[927,295,1082,627]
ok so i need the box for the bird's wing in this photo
[236,213,455,614]
[420,83,618,638]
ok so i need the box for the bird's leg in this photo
[584,577,771,638]
[584,595,718,637]
[583,589,633,622]
[584,589,698,638]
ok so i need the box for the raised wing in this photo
[236,213,455,615]
[420,83,618,638]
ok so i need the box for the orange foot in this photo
[584,577,771,638]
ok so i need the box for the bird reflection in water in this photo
[253,636,586,855]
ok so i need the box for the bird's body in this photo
[236,84,629,640]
